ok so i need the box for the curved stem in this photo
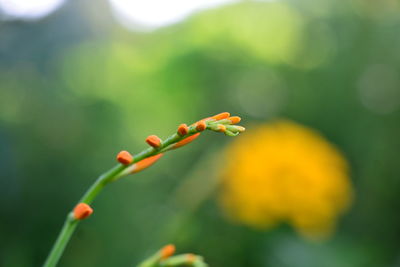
[43,214,77,267]
[43,164,125,267]
[79,164,125,204]
[42,125,204,267]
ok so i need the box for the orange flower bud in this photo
[73,203,93,220]
[217,124,226,132]
[116,150,133,165]
[131,154,163,173]
[173,133,200,149]
[212,112,230,121]
[228,116,241,124]
[195,121,207,132]
[161,244,176,260]
[177,123,189,136]
[146,135,162,148]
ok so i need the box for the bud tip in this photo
[236,126,246,132]
[161,244,176,259]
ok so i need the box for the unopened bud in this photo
[224,130,239,137]
[131,154,163,173]
[235,126,246,132]
[195,121,207,132]
[146,135,162,148]
[116,150,133,165]
[212,112,230,121]
[173,133,201,149]
[226,125,246,133]
[73,203,93,220]
[177,124,189,136]
[161,244,176,260]
[228,116,241,124]
[217,124,226,132]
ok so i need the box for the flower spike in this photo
[43,111,242,267]
[73,203,93,220]
[116,150,133,165]
[146,135,162,148]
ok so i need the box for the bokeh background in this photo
[1,0,400,266]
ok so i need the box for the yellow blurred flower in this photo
[219,120,352,240]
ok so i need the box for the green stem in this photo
[79,164,126,204]
[42,164,125,267]
[42,124,206,267]
[42,214,78,267]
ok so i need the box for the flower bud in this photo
[212,112,230,121]
[116,150,133,165]
[217,124,226,132]
[228,116,241,124]
[173,133,201,149]
[226,125,246,133]
[195,121,207,132]
[234,126,246,132]
[73,203,93,220]
[131,154,163,173]
[146,135,162,148]
[177,124,189,136]
[224,130,239,137]
[161,244,176,260]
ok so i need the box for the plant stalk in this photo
[42,127,202,267]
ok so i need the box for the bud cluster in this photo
[114,112,245,178]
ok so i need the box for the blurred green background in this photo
[1,0,400,266]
